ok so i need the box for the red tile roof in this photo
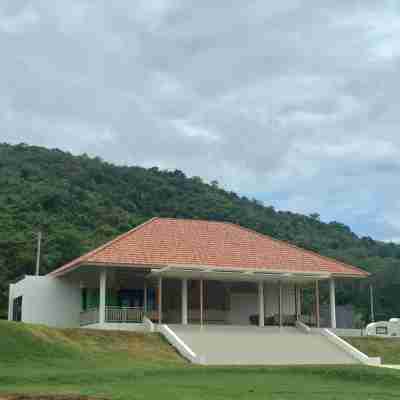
[49,217,369,277]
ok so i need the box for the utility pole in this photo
[35,231,42,276]
[370,284,375,323]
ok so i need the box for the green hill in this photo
[1,142,399,320]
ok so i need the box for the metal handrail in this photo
[105,306,144,323]
[80,306,147,325]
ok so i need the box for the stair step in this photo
[167,324,358,365]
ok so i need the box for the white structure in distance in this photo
[366,318,400,337]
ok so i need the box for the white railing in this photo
[80,307,99,326]
[105,306,144,323]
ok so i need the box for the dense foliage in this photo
[1,143,399,320]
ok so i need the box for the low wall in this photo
[158,324,204,364]
[331,328,365,337]
[296,320,311,334]
[143,316,155,332]
[321,328,381,365]
[85,322,148,332]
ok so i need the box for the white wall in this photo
[264,282,296,317]
[229,282,296,325]
[9,275,81,328]
[229,293,257,324]
[8,283,14,321]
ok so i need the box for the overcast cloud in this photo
[1,0,400,241]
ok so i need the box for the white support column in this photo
[143,281,148,313]
[329,279,337,329]
[315,280,320,328]
[199,279,204,327]
[296,286,302,321]
[158,276,163,324]
[258,281,265,327]
[370,284,375,323]
[8,284,14,321]
[279,281,283,327]
[99,268,107,325]
[182,279,188,325]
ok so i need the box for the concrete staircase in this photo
[165,324,360,365]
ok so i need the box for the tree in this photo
[0,142,399,321]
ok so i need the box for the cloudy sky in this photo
[1,1,400,241]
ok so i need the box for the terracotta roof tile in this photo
[49,217,369,277]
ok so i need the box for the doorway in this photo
[12,296,22,322]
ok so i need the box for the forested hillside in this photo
[1,143,399,320]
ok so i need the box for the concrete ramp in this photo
[166,325,359,365]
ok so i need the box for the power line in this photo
[35,231,42,276]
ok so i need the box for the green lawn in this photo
[1,321,400,400]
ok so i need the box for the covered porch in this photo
[72,265,339,330]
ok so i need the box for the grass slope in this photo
[1,322,400,399]
[344,336,400,365]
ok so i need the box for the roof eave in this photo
[49,260,369,279]
[331,272,370,279]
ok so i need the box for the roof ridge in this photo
[48,217,159,276]
[223,221,369,276]
[157,217,226,224]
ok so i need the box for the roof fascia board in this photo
[149,267,331,281]
[165,263,333,277]
[53,261,367,279]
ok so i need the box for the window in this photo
[376,326,388,335]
